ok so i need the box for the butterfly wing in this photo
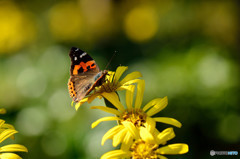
[68,47,101,102]
[69,47,101,75]
[68,74,97,102]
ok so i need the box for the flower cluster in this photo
[72,66,188,159]
[0,108,28,159]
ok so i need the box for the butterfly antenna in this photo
[105,50,118,70]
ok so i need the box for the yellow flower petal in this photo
[120,79,142,87]
[108,71,115,83]
[112,128,127,147]
[113,66,128,84]
[1,123,15,139]
[156,128,175,145]
[125,85,135,110]
[101,150,131,159]
[75,98,88,110]
[0,153,22,159]
[119,71,142,86]
[154,117,182,128]
[152,128,161,139]
[101,125,124,146]
[144,116,156,134]
[145,97,168,116]
[1,123,15,130]
[91,116,120,129]
[87,93,101,103]
[116,85,135,91]
[122,121,140,139]
[0,144,28,153]
[139,127,155,144]
[0,108,6,114]
[157,143,189,154]
[0,129,17,143]
[102,92,125,112]
[91,106,121,116]
[143,98,161,111]
[0,119,5,127]
[134,80,145,109]
[121,132,133,151]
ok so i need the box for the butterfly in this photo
[68,47,108,103]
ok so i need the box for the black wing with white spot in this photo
[69,47,100,75]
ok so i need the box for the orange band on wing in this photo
[86,60,96,69]
[73,65,81,75]
[73,60,96,75]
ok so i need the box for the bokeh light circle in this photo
[197,53,230,88]
[48,1,82,41]
[17,67,47,98]
[48,89,75,122]
[218,113,240,142]
[0,1,36,54]
[41,131,67,157]
[16,106,49,136]
[124,6,158,42]
[38,46,68,81]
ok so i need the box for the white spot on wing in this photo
[74,57,77,61]
[80,52,87,58]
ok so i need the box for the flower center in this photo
[121,109,146,127]
[131,139,158,159]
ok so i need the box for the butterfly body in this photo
[68,47,107,102]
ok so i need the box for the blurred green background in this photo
[0,0,239,158]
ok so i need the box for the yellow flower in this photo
[91,80,182,147]
[74,66,142,110]
[0,109,28,159]
[101,127,188,159]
